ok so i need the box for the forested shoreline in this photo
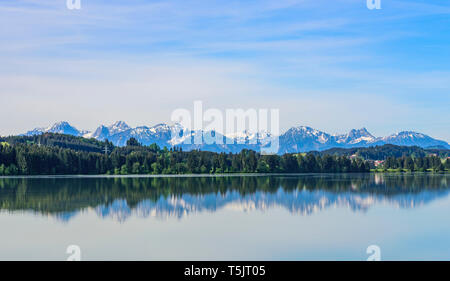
[0,134,448,175]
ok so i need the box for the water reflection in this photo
[0,174,448,222]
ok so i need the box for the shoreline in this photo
[0,171,448,179]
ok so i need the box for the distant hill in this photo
[314,144,450,160]
[1,133,109,154]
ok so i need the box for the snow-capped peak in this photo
[384,131,426,140]
[150,123,172,133]
[337,128,376,144]
[108,121,130,135]
[350,128,372,136]
[20,122,450,152]
[225,129,275,143]
[46,121,69,131]
[284,126,332,144]
[44,121,82,136]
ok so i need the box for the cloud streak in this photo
[0,0,449,141]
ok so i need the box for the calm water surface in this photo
[0,173,449,260]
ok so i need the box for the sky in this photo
[0,0,449,141]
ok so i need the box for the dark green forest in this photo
[0,133,448,175]
[382,155,447,172]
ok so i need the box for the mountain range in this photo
[21,121,450,153]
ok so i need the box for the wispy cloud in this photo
[0,0,449,141]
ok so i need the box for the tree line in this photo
[0,137,370,175]
[0,135,448,175]
[383,155,449,172]
[316,144,450,159]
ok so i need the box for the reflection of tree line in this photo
[0,174,448,215]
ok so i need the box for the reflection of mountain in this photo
[94,188,450,222]
[0,174,448,223]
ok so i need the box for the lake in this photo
[0,173,449,261]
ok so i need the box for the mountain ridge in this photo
[21,121,450,153]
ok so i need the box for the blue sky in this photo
[0,0,449,141]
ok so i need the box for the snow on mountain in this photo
[22,127,46,136]
[377,131,450,148]
[87,121,131,141]
[47,121,82,135]
[336,128,376,145]
[21,122,450,152]
[168,123,192,145]
[278,126,336,153]
[108,124,173,147]
[225,130,275,146]
[108,121,130,135]
[87,125,109,140]
[278,126,449,153]
[23,121,83,137]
